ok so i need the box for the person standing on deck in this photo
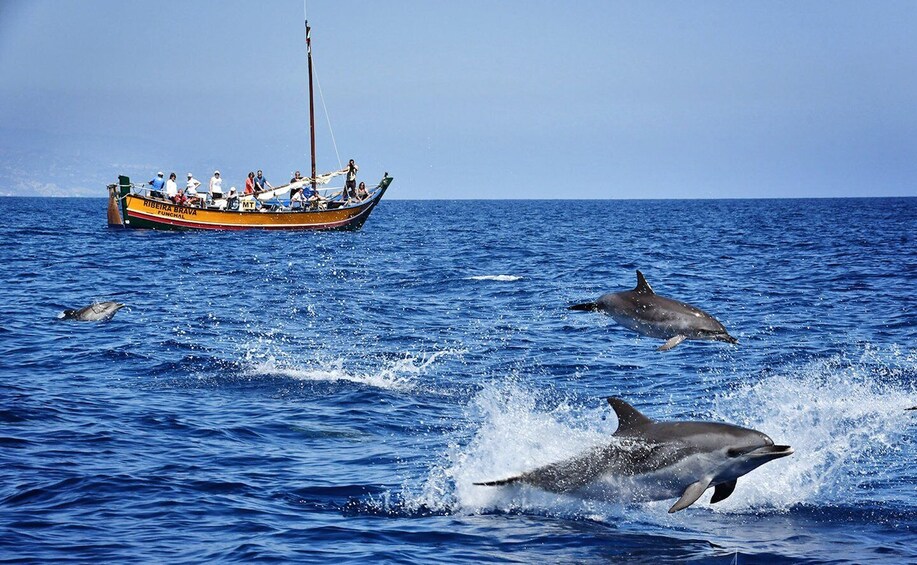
[343,159,358,200]
[149,171,165,198]
[244,172,255,195]
[209,170,223,203]
[254,170,273,193]
[185,173,202,206]
[165,172,179,202]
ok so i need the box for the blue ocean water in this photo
[0,196,915,563]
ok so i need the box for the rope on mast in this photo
[312,56,343,171]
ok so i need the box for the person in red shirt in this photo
[244,171,255,195]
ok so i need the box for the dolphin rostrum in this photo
[61,301,125,322]
[474,397,793,513]
[569,270,737,351]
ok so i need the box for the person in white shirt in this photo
[185,173,202,206]
[209,170,223,202]
[165,172,179,202]
[186,173,201,194]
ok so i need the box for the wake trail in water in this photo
[468,275,523,282]
[240,348,465,392]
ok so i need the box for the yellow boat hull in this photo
[112,177,391,231]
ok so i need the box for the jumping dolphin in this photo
[474,397,793,513]
[61,301,125,322]
[569,270,737,351]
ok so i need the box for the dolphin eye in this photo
[727,448,743,458]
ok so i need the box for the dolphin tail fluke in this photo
[568,302,599,312]
[668,479,710,513]
[473,476,522,487]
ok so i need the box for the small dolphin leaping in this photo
[569,270,737,351]
[475,397,793,513]
[61,301,125,322]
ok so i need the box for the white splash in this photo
[468,275,523,282]
[707,348,917,513]
[241,349,462,392]
[412,382,616,515]
[411,346,916,517]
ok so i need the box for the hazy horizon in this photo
[2,1,916,200]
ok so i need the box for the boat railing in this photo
[108,181,153,202]
[112,176,387,209]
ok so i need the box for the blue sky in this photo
[1,0,916,199]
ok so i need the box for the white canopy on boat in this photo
[239,169,346,202]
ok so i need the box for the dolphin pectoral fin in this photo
[658,335,686,351]
[568,301,599,311]
[710,479,737,504]
[668,479,710,513]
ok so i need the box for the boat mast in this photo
[306,20,317,193]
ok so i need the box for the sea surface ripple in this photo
[0,196,915,563]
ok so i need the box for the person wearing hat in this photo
[149,171,166,199]
[185,173,202,207]
[209,170,223,204]
[226,186,239,210]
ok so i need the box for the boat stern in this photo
[107,175,131,228]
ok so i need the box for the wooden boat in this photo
[107,20,391,231]
[108,174,391,231]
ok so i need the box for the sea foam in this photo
[468,275,523,282]
[409,346,916,518]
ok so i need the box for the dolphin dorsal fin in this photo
[634,270,654,294]
[607,398,653,434]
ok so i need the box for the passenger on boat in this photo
[343,159,358,200]
[308,188,328,209]
[209,170,223,202]
[356,181,368,201]
[244,172,255,195]
[254,170,273,193]
[185,173,202,206]
[226,187,239,210]
[149,171,165,198]
[165,172,179,202]
[289,170,305,205]
[290,188,306,209]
